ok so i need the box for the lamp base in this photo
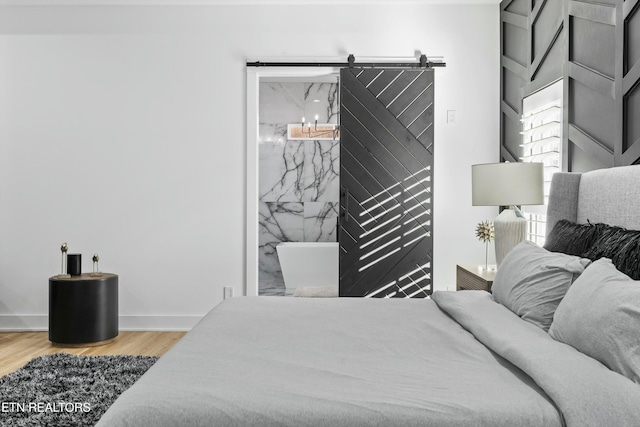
[494,208,527,267]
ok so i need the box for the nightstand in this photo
[456,265,496,292]
[49,273,119,346]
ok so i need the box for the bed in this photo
[97,165,640,427]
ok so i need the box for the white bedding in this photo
[98,296,564,426]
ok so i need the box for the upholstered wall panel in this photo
[625,4,640,74]
[568,142,608,172]
[622,1,640,165]
[532,30,564,84]
[504,22,528,65]
[533,0,563,59]
[505,0,529,16]
[503,67,525,112]
[569,79,616,153]
[625,83,640,152]
[501,0,640,170]
[570,17,616,79]
[500,0,528,165]
[530,0,564,85]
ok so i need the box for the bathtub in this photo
[276,242,339,290]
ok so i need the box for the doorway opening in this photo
[246,67,340,297]
[257,75,340,296]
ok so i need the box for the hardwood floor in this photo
[0,331,186,378]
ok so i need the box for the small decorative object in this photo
[67,253,82,276]
[58,243,71,278]
[90,253,102,277]
[476,220,495,271]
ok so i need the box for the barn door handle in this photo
[345,190,349,223]
[341,189,349,223]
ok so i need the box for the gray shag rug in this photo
[0,352,158,427]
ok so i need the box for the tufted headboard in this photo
[546,165,640,238]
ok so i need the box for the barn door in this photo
[339,68,434,298]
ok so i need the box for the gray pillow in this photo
[492,240,591,331]
[549,258,640,384]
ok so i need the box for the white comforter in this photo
[97,293,640,426]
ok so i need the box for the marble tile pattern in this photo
[259,129,305,202]
[258,202,303,287]
[304,202,339,242]
[259,83,305,125]
[304,139,340,202]
[258,82,340,293]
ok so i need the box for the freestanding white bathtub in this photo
[276,242,339,290]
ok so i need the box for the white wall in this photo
[0,2,499,330]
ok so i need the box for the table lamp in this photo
[472,162,544,267]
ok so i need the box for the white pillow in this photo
[549,258,640,384]
[491,241,591,331]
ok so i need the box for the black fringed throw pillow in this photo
[544,219,608,256]
[583,226,640,280]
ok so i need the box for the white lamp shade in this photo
[472,162,544,206]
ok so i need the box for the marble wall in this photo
[259,81,339,295]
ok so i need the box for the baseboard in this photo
[0,315,202,332]
[0,315,48,331]
[119,315,202,331]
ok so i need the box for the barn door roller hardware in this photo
[246,54,445,68]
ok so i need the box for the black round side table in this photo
[49,273,119,346]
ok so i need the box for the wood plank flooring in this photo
[0,331,186,378]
